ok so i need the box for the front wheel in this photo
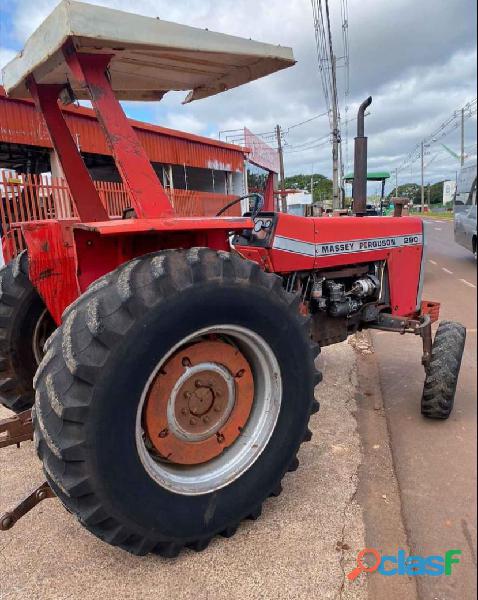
[34,249,321,556]
[421,321,466,419]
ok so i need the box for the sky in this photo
[0,0,476,193]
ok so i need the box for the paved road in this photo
[372,218,477,600]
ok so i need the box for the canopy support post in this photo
[27,78,109,223]
[62,42,173,219]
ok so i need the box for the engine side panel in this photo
[235,214,425,317]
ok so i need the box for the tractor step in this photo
[0,409,33,448]
[0,481,54,530]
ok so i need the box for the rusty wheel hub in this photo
[143,340,254,465]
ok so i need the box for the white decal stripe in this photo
[273,235,316,256]
[272,233,423,257]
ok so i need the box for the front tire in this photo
[34,249,321,556]
[421,321,466,419]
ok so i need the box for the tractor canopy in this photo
[2,0,295,102]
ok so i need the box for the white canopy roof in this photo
[2,0,295,102]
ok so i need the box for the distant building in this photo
[443,180,456,205]
[286,189,313,216]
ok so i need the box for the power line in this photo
[311,0,333,124]
[397,98,477,173]
[285,132,331,150]
[324,0,340,128]
[218,110,330,144]
[285,110,330,132]
[386,139,478,195]
[310,0,345,208]
[284,140,331,154]
[284,111,369,153]
[340,0,350,174]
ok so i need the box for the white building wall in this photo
[442,180,456,205]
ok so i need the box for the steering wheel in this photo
[215,193,264,220]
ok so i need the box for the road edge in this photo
[351,331,419,599]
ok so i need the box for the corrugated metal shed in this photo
[0,87,246,172]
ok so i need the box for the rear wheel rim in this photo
[136,325,282,496]
[32,309,55,366]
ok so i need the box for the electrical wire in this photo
[340,0,350,173]
[284,112,369,154]
[310,0,348,193]
[284,140,331,154]
[397,98,477,173]
[220,110,330,144]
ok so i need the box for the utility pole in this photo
[338,130,344,208]
[421,141,425,213]
[427,183,431,207]
[276,124,287,212]
[331,55,341,210]
[461,107,465,167]
[395,168,399,197]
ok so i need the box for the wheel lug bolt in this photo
[183,391,191,399]
[203,415,210,424]
[182,357,191,367]
[195,380,202,387]
[158,428,168,438]
[181,407,188,415]
[213,404,221,412]
[216,433,225,444]
[190,418,197,426]
[235,369,245,379]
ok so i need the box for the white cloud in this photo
[160,112,207,136]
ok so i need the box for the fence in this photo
[0,171,239,261]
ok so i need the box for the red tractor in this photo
[0,2,465,556]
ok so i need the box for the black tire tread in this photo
[34,248,322,556]
[0,251,40,412]
[421,320,466,419]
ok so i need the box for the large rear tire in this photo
[33,249,321,556]
[0,251,55,413]
[421,321,466,419]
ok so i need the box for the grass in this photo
[412,211,453,220]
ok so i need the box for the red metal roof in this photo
[0,86,247,172]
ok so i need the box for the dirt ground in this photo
[1,341,368,600]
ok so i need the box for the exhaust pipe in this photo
[353,96,372,216]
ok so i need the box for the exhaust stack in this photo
[353,96,372,216]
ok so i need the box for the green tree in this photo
[284,173,332,203]
[388,181,445,205]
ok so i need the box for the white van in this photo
[454,162,477,257]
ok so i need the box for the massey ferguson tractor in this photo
[0,1,466,556]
